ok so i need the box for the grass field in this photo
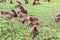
[0,0,60,40]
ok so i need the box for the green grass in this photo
[0,0,60,40]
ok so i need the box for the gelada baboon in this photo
[33,0,40,5]
[55,14,60,23]
[11,9,18,17]
[25,0,29,4]
[31,25,39,40]
[19,12,28,23]
[1,11,13,19]
[29,16,40,26]
[17,5,27,14]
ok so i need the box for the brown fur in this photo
[1,11,13,19]
[31,25,39,40]
[11,9,18,17]
[29,16,39,26]
[55,14,60,23]
[25,0,29,4]
[33,0,40,5]
[17,5,27,14]
[19,12,28,23]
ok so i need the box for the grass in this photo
[0,0,60,40]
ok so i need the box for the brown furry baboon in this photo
[11,9,18,17]
[19,12,28,23]
[0,0,6,2]
[25,0,29,4]
[1,11,13,19]
[33,0,40,5]
[29,16,39,26]
[17,5,27,14]
[55,14,60,23]
[15,1,22,8]
[31,25,39,40]
[16,1,22,6]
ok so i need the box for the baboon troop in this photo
[0,0,59,40]
[31,25,39,40]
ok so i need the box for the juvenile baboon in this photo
[17,5,27,14]
[25,0,29,4]
[1,11,13,19]
[19,12,28,23]
[29,16,40,26]
[31,25,39,40]
[55,14,60,23]
[33,0,40,5]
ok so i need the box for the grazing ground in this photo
[0,0,60,40]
